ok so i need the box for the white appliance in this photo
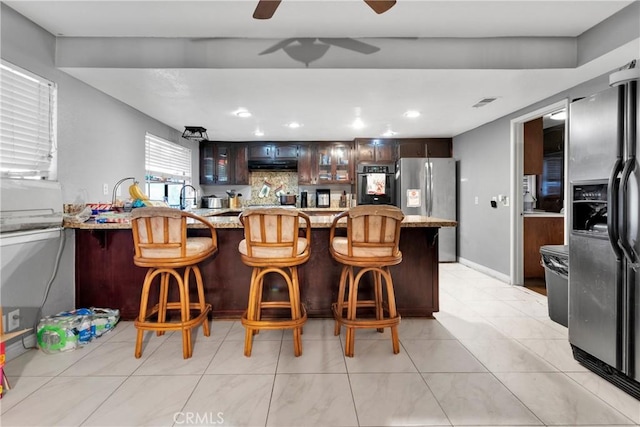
[395,157,457,262]
[1,179,63,345]
[0,179,63,233]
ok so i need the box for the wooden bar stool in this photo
[238,208,310,357]
[131,207,216,359]
[329,205,404,357]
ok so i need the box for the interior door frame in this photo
[509,98,569,285]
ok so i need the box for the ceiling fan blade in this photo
[364,0,396,14]
[318,38,380,55]
[259,38,298,55]
[253,0,282,19]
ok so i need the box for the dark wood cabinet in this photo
[355,139,396,163]
[523,215,564,279]
[297,143,314,185]
[298,142,353,185]
[249,143,298,160]
[397,138,453,158]
[200,142,248,185]
[524,117,544,175]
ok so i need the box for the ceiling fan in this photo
[253,0,396,20]
[259,37,380,67]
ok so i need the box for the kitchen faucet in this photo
[179,184,198,210]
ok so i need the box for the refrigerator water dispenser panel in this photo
[571,182,608,236]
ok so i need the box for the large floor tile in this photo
[485,316,566,340]
[423,372,542,426]
[396,318,456,340]
[225,320,284,341]
[59,340,162,376]
[461,299,529,317]
[205,339,280,374]
[459,338,556,373]
[567,372,640,424]
[277,339,346,373]
[267,373,358,426]
[517,338,588,372]
[343,339,417,373]
[403,339,486,373]
[282,318,339,340]
[1,376,126,426]
[181,374,273,426]
[82,375,201,426]
[1,376,53,413]
[435,314,508,341]
[133,340,221,375]
[495,372,635,425]
[350,373,449,426]
[504,299,550,318]
[4,346,98,377]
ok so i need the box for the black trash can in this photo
[540,245,569,327]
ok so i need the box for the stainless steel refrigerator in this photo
[568,62,640,398]
[395,157,457,262]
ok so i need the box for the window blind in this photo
[145,133,191,182]
[0,62,56,179]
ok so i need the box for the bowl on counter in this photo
[201,196,229,209]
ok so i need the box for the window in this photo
[0,61,57,179]
[145,132,192,208]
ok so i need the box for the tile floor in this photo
[2,263,639,426]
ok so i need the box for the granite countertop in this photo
[64,210,457,230]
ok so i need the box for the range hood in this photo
[248,159,298,171]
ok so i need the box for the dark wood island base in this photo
[72,214,453,320]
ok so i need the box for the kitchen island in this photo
[67,209,456,320]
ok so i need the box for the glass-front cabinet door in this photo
[316,143,352,184]
[200,142,232,185]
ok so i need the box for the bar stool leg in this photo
[374,270,384,333]
[135,269,154,358]
[191,266,211,337]
[157,272,170,336]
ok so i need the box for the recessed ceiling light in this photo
[235,109,252,118]
[254,129,264,137]
[382,129,397,137]
[403,110,420,118]
[352,118,365,129]
[286,122,302,129]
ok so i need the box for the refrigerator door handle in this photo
[608,158,624,260]
[426,161,433,217]
[617,81,639,269]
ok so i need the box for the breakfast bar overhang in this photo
[68,212,456,320]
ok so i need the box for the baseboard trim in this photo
[457,257,511,284]
[5,333,36,362]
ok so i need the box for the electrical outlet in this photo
[8,309,20,331]
[2,314,5,333]
[474,196,479,205]
[103,183,109,196]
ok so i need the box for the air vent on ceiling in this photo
[472,97,498,108]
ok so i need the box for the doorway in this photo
[510,99,569,288]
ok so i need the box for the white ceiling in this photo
[5,0,639,141]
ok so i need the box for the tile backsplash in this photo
[248,171,298,206]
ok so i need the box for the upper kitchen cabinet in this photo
[355,138,396,163]
[317,142,353,184]
[298,142,353,185]
[248,143,299,160]
[524,117,544,175]
[397,138,453,158]
[200,142,248,185]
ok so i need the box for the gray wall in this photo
[452,0,639,277]
[454,73,613,275]
[0,5,194,350]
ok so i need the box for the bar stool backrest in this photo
[239,208,310,261]
[131,207,217,266]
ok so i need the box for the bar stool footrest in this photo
[332,303,401,329]
[135,303,211,332]
[241,304,307,330]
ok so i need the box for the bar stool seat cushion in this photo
[139,237,215,259]
[238,237,308,258]
[331,236,396,258]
